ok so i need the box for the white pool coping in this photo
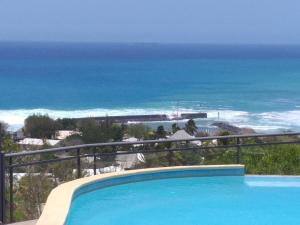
[36,165,244,225]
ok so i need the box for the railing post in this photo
[236,137,241,164]
[0,151,5,224]
[93,149,96,176]
[76,149,81,179]
[167,150,173,166]
[8,157,13,223]
[167,143,173,166]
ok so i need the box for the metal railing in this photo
[0,132,300,224]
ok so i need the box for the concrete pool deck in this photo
[9,220,37,225]
[36,165,245,225]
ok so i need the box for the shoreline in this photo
[1,108,298,134]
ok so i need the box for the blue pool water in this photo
[66,175,300,225]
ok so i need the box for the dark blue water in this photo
[66,176,300,225]
[0,42,300,131]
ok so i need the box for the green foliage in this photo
[171,123,180,133]
[61,134,84,146]
[1,136,20,153]
[140,150,205,168]
[127,124,150,140]
[155,125,166,139]
[14,173,56,220]
[203,148,237,165]
[137,141,205,168]
[0,121,8,140]
[138,141,300,176]
[184,119,197,135]
[99,146,117,163]
[55,118,77,130]
[78,119,106,143]
[111,124,124,141]
[50,161,76,182]
[243,145,300,175]
[24,114,57,139]
[141,152,169,167]
[217,131,234,145]
[188,144,300,175]
[78,118,123,143]
[170,151,204,166]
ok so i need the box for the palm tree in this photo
[171,123,180,134]
[185,119,198,135]
[155,125,166,139]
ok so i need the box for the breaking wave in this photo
[0,108,300,133]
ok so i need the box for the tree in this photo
[127,124,150,140]
[78,119,107,143]
[171,123,180,134]
[55,118,77,130]
[78,118,124,143]
[110,124,124,141]
[60,134,84,146]
[0,121,8,148]
[0,121,7,137]
[155,125,166,139]
[185,119,198,135]
[24,114,57,139]
[2,136,19,153]
[15,173,55,219]
[217,131,233,145]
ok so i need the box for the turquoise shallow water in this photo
[1,43,300,131]
[66,176,300,225]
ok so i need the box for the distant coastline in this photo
[1,108,298,134]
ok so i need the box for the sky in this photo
[0,0,300,44]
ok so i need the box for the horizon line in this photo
[1,40,300,47]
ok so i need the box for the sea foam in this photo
[1,108,300,133]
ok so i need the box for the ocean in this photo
[0,42,300,132]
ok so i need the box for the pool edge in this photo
[36,165,244,225]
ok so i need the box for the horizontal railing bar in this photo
[236,140,300,148]
[4,132,300,157]
[8,147,212,168]
[9,156,78,168]
[7,140,300,169]
[8,149,180,168]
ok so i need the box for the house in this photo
[123,137,139,142]
[18,138,60,146]
[115,151,145,169]
[55,130,82,140]
[12,128,25,141]
[168,130,202,146]
[123,137,143,147]
[168,130,194,140]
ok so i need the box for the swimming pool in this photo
[36,166,300,225]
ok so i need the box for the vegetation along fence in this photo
[1,132,300,224]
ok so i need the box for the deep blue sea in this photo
[1,42,300,132]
